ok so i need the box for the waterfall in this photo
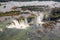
[36,12,45,25]
[25,18,28,24]
[6,19,29,29]
[35,12,45,32]
[19,20,29,29]
[6,20,20,29]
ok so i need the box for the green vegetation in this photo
[0,29,28,40]
[48,8,60,20]
[21,6,43,11]
[0,20,12,29]
[0,11,20,17]
[18,16,25,22]
[51,14,60,18]
[0,27,60,40]
[31,14,37,17]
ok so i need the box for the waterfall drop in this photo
[6,19,29,29]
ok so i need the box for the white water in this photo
[6,19,29,29]
[0,28,3,31]
[36,12,45,24]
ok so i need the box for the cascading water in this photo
[35,12,46,32]
[36,12,45,25]
[6,11,48,30]
[6,19,29,29]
